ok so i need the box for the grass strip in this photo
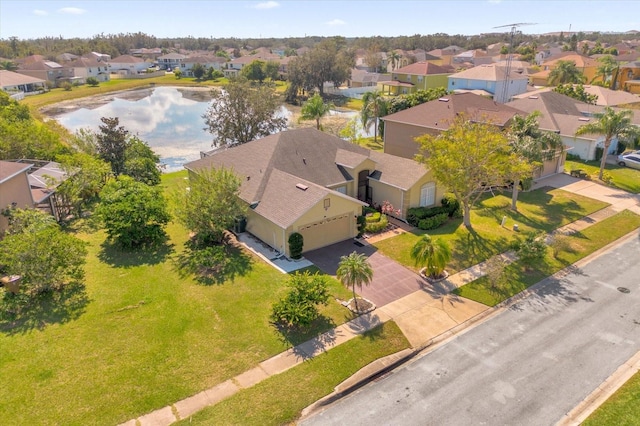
[454,210,640,306]
[176,321,409,425]
[583,370,640,426]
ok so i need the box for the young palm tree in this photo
[300,93,333,130]
[410,235,452,280]
[575,107,639,180]
[360,90,388,143]
[336,251,373,312]
[548,60,585,85]
[507,112,563,211]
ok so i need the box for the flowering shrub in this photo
[381,201,401,217]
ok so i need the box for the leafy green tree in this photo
[203,78,287,147]
[173,167,246,245]
[85,77,99,87]
[575,107,640,180]
[510,231,547,270]
[507,112,563,211]
[96,176,170,248]
[123,136,161,185]
[410,235,452,279]
[97,117,129,176]
[56,152,111,216]
[270,271,330,328]
[241,60,267,83]
[387,87,450,114]
[360,90,388,143]
[191,63,205,80]
[416,116,529,230]
[339,117,361,144]
[0,208,87,296]
[0,60,17,71]
[300,93,333,130]
[553,83,598,105]
[173,68,182,79]
[263,61,280,81]
[548,60,585,85]
[336,251,373,312]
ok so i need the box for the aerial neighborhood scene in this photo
[3,0,640,424]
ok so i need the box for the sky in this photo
[1,0,639,40]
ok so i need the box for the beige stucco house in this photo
[0,161,33,233]
[185,128,440,256]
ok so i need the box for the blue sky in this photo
[1,1,639,40]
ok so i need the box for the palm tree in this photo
[336,251,373,312]
[507,112,563,211]
[388,50,401,71]
[299,93,333,130]
[410,235,451,280]
[0,60,17,71]
[575,107,639,180]
[593,55,618,89]
[548,60,586,85]
[361,90,388,144]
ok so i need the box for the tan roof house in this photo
[17,59,75,87]
[185,128,440,256]
[531,53,598,86]
[0,70,46,96]
[0,161,33,233]
[378,61,453,95]
[447,63,530,103]
[382,92,522,159]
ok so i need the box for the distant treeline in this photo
[0,30,638,60]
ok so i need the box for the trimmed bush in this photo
[365,214,388,233]
[288,232,304,259]
[441,193,461,217]
[356,215,367,237]
[365,212,381,223]
[417,213,449,230]
[407,206,449,227]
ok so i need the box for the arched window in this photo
[420,182,436,207]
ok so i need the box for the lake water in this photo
[51,86,364,172]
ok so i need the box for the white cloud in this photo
[326,19,346,27]
[33,9,48,16]
[254,1,279,9]
[58,7,86,15]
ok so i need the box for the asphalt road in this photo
[301,234,640,426]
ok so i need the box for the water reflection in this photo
[52,86,367,172]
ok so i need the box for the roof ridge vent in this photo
[295,183,308,191]
[438,97,450,102]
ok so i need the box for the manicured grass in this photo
[454,210,640,306]
[374,187,610,274]
[583,370,640,426]
[356,136,384,152]
[565,159,640,193]
[175,321,409,425]
[0,171,357,425]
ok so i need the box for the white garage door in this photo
[298,214,352,253]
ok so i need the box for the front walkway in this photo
[122,172,640,426]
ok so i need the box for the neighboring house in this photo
[448,63,530,103]
[507,91,640,160]
[382,92,522,160]
[617,61,640,94]
[530,53,598,86]
[452,49,492,66]
[56,52,78,63]
[428,45,464,65]
[378,61,452,95]
[0,70,46,96]
[181,56,227,76]
[67,56,111,82]
[185,128,440,256]
[0,161,33,233]
[109,54,150,74]
[223,54,280,78]
[513,85,640,107]
[129,47,163,60]
[157,52,187,70]
[348,69,392,88]
[85,51,111,62]
[16,59,75,87]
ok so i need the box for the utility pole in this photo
[492,23,537,103]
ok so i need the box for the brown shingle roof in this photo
[382,92,522,130]
[449,64,529,82]
[0,70,46,87]
[394,61,451,76]
[0,161,31,184]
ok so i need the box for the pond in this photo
[49,86,366,172]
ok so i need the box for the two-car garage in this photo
[297,213,353,253]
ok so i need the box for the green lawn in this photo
[583,370,640,426]
[454,210,640,306]
[374,187,610,274]
[565,158,640,193]
[176,322,409,425]
[0,171,358,425]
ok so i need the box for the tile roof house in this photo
[513,85,640,107]
[185,128,440,256]
[67,56,110,82]
[507,91,640,160]
[447,63,530,103]
[16,59,75,87]
[530,53,598,86]
[157,52,187,70]
[0,70,46,96]
[109,54,150,75]
[616,61,640,94]
[378,61,453,95]
[382,92,522,159]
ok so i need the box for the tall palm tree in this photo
[360,90,388,143]
[410,235,451,280]
[0,60,17,71]
[507,112,563,211]
[388,50,401,71]
[548,60,586,85]
[593,55,618,89]
[575,107,639,180]
[299,93,333,130]
[336,251,373,312]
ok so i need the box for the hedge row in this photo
[417,213,449,230]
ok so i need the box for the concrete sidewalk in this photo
[122,173,640,426]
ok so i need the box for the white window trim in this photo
[420,182,436,207]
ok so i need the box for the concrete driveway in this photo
[304,239,443,307]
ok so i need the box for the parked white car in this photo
[617,153,640,170]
